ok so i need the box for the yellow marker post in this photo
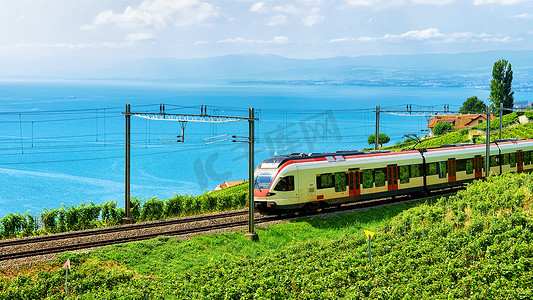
[364,230,375,265]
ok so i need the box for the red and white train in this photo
[254,139,533,212]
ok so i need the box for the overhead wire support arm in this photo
[122,104,260,242]
[122,111,257,123]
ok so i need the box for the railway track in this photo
[0,186,462,263]
[0,210,247,248]
[0,213,284,262]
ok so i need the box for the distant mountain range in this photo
[4,50,533,90]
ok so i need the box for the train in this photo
[253,138,533,212]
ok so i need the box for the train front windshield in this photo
[254,172,274,189]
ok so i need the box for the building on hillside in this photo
[211,180,246,192]
[427,114,496,137]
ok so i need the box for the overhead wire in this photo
[0,102,439,163]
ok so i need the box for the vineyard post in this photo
[375,106,380,150]
[485,105,490,179]
[364,230,375,265]
[368,235,372,265]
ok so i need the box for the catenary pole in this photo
[246,108,259,241]
[123,104,133,224]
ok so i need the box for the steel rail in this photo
[0,214,282,262]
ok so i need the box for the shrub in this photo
[164,195,182,217]
[130,197,142,221]
[433,122,454,135]
[141,197,165,221]
[41,209,58,233]
[23,212,37,236]
[1,213,25,238]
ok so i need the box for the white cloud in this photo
[359,28,443,41]
[272,35,289,44]
[250,1,319,15]
[302,14,324,26]
[217,36,289,44]
[344,0,455,9]
[267,15,288,26]
[250,2,266,13]
[272,4,302,14]
[125,32,155,42]
[90,0,221,29]
[1,42,133,50]
[474,0,532,4]
[514,13,533,19]
[327,37,356,43]
[355,28,519,43]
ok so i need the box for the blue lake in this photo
[0,81,510,217]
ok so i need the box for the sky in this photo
[1,0,533,72]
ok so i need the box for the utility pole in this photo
[123,104,133,224]
[245,108,259,241]
[375,106,380,150]
[486,105,491,179]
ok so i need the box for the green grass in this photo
[4,172,533,298]
[0,199,424,299]
[93,199,421,278]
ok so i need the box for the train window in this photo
[255,173,274,189]
[510,152,516,167]
[525,151,532,165]
[457,159,467,172]
[317,173,334,189]
[274,176,295,191]
[374,168,386,187]
[466,159,473,174]
[362,170,373,189]
[411,165,422,178]
[427,163,438,176]
[335,172,346,192]
[490,155,499,167]
[503,153,510,165]
[438,162,447,178]
[399,166,409,184]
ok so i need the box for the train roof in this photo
[259,138,533,169]
[259,150,391,169]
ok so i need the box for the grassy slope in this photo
[2,173,533,299]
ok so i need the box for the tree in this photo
[367,133,390,147]
[433,122,454,135]
[460,96,486,114]
[490,59,514,116]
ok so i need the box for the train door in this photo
[474,156,483,178]
[517,151,524,172]
[387,165,398,191]
[348,171,361,197]
[447,159,457,182]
